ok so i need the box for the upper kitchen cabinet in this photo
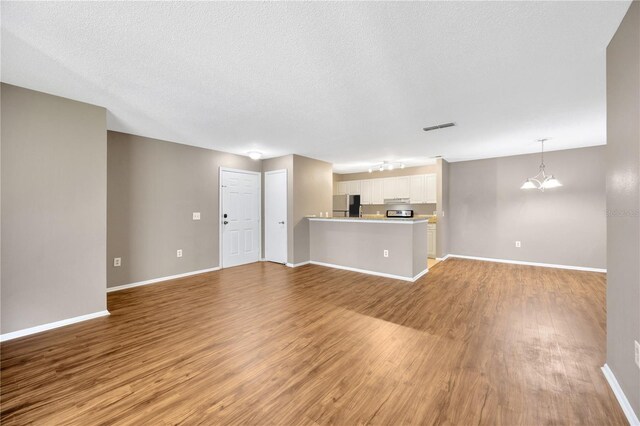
[335,180,362,196]
[371,179,384,204]
[334,173,437,204]
[395,176,410,198]
[425,174,436,203]
[360,179,373,204]
[346,180,361,196]
[410,175,426,203]
[382,178,395,199]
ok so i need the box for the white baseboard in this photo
[436,254,450,262]
[446,254,606,273]
[602,364,640,425]
[412,267,429,281]
[0,310,110,342]
[107,267,220,293]
[309,261,426,282]
[286,261,311,268]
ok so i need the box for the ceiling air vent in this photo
[423,122,455,132]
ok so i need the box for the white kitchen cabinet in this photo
[425,174,437,203]
[395,176,410,198]
[382,178,396,199]
[410,175,426,204]
[427,224,437,258]
[360,180,373,205]
[371,179,384,204]
[346,180,361,195]
[336,173,437,203]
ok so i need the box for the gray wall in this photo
[448,146,606,269]
[436,158,450,258]
[606,0,640,416]
[1,84,107,334]
[292,155,333,265]
[107,131,260,287]
[262,154,332,265]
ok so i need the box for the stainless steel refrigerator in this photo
[332,194,361,217]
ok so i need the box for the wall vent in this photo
[423,123,455,132]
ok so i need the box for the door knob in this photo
[223,221,229,225]
[278,221,285,224]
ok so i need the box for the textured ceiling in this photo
[1,1,631,172]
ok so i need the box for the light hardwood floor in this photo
[0,259,627,425]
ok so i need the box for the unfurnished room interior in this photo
[1,1,639,425]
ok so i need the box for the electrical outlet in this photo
[383,249,389,258]
[193,212,201,220]
[113,257,121,267]
[515,241,521,248]
[635,340,640,369]
[177,249,183,258]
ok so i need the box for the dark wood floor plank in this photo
[0,259,627,425]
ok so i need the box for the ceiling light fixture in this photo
[368,161,405,173]
[247,151,262,160]
[520,139,562,191]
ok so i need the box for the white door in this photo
[265,170,288,264]
[221,169,260,268]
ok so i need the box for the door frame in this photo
[264,169,288,264]
[218,167,262,269]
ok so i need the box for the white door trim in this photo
[264,169,288,264]
[219,167,262,269]
[264,169,288,175]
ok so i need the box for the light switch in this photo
[193,212,201,220]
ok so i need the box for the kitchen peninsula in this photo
[308,217,429,282]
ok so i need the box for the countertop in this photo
[360,214,438,223]
[306,216,429,224]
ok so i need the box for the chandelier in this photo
[520,139,562,191]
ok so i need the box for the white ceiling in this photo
[1,1,631,173]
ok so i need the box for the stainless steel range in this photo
[386,209,414,218]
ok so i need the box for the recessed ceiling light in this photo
[247,151,262,160]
